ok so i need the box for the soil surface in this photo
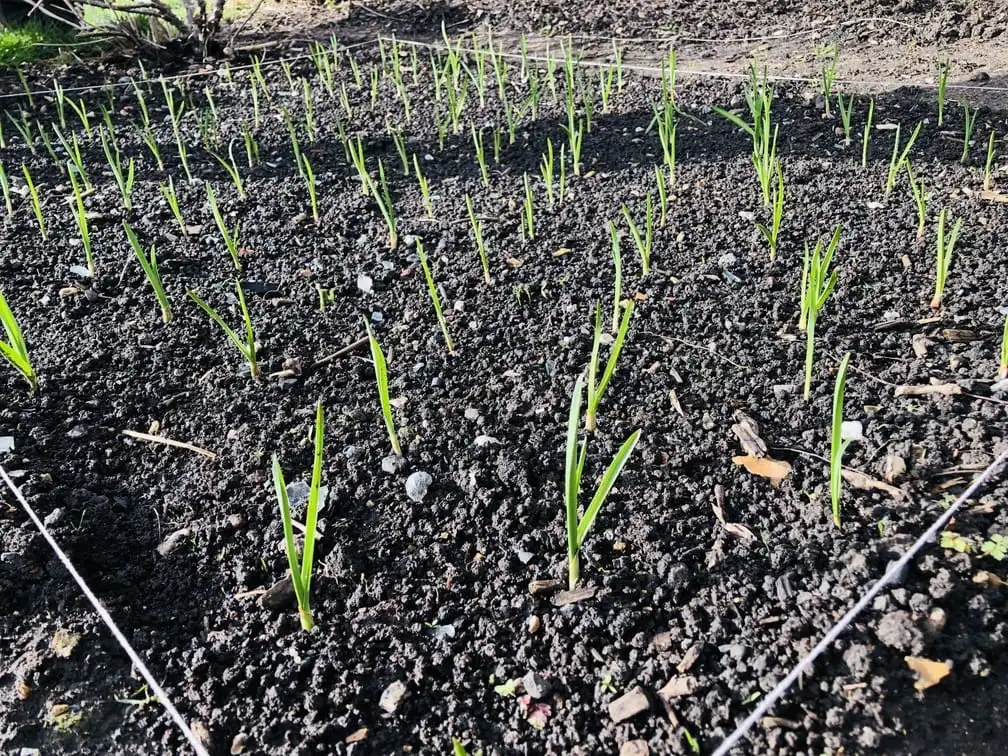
[1,4,1008,755]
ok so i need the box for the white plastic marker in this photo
[0,466,211,756]
[712,447,1008,755]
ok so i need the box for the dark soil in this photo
[1,19,1008,756]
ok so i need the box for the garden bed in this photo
[1,14,1008,756]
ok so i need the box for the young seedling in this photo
[621,197,654,276]
[413,154,433,217]
[819,43,839,116]
[540,139,556,207]
[363,320,402,457]
[416,239,455,354]
[930,208,963,310]
[210,144,246,199]
[0,162,12,218]
[713,64,776,204]
[861,98,875,168]
[206,183,242,269]
[836,92,854,145]
[907,165,928,243]
[521,172,535,241]
[69,168,94,276]
[371,160,398,250]
[829,352,854,527]
[999,314,1008,380]
[471,125,490,187]
[160,177,187,235]
[100,128,135,211]
[0,288,36,392]
[124,223,171,324]
[302,154,320,225]
[885,122,922,196]
[937,56,950,126]
[585,300,634,432]
[799,225,842,400]
[465,194,491,284]
[389,127,409,174]
[21,164,46,240]
[654,166,668,227]
[984,131,997,190]
[272,401,325,632]
[187,283,259,378]
[756,159,785,260]
[346,135,370,196]
[565,372,641,589]
[961,102,978,164]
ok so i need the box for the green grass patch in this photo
[0,20,77,69]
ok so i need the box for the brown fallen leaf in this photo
[979,188,1008,203]
[731,411,767,458]
[732,455,791,487]
[904,656,951,691]
[841,468,904,499]
[711,486,757,542]
[973,571,1008,587]
[894,382,962,397]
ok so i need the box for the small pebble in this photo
[527,615,541,633]
[382,455,407,474]
[379,680,408,713]
[230,733,250,754]
[357,274,373,294]
[405,471,432,502]
[522,670,549,699]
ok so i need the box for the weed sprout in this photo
[187,283,259,377]
[930,208,963,310]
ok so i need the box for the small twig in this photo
[122,429,217,459]
[311,335,368,369]
[643,331,748,369]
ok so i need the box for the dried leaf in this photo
[732,455,791,487]
[841,468,904,499]
[711,490,757,542]
[894,382,962,397]
[506,256,524,268]
[979,188,1008,203]
[731,411,767,458]
[904,656,951,691]
[973,570,1008,587]
[519,695,551,729]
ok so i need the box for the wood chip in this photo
[979,188,1008,203]
[942,329,982,343]
[677,643,703,674]
[904,656,951,691]
[528,578,561,595]
[731,411,767,457]
[620,740,650,756]
[658,676,696,700]
[344,727,368,744]
[883,454,907,484]
[841,468,904,499]
[551,587,597,606]
[608,686,650,723]
[761,716,801,730]
[732,455,791,487]
[894,382,962,397]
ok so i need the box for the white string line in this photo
[3,29,1006,106]
[0,37,379,102]
[711,446,1008,756]
[382,35,1008,96]
[0,465,211,756]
